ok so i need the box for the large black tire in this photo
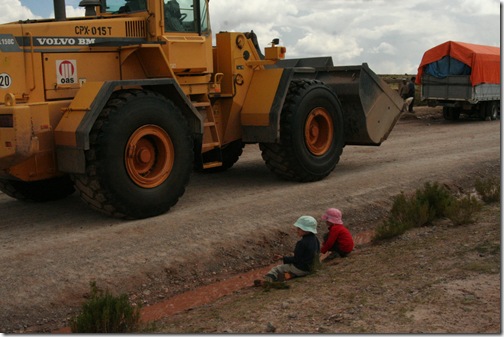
[442,107,460,121]
[0,175,75,202]
[485,101,499,120]
[259,80,344,182]
[442,107,452,120]
[72,89,193,219]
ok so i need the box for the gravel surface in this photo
[0,107,500,333]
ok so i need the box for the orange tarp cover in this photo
[416,41,500,85]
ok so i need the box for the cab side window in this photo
[199,0,209,33]
[165,0,204,32]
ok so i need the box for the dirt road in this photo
[0,107,500,332]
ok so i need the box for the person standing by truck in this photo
[399,79,409,99]
[406,77,416,113]
[399,79,413,112]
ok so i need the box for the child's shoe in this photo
[264,273,277,282]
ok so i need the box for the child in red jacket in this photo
[320,208,354,260]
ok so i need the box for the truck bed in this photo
[421,75,501,103]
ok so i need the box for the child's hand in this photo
[320,252,330,261]
[273,254,283,260]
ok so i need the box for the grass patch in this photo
[463,261,500,274]
[373,182,455,241]
[70,281,141,333]
[475,177,500,203]
[373,180,492,241]
[373,218,409,240]
[445,194,483,226]
[475,241,500,256]
[415,181,454,220]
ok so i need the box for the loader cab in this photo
[100,0,209,33]
[161,0,213,74]
[164,0,210,34]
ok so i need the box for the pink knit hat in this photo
[321,208,343,224]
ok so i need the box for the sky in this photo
[0,0,501,75]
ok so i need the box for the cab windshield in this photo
[104,0,147,13]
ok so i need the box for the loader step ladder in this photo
[192,100,223,169]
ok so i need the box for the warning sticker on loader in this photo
[56,60,78,85]
[0,73,12,89]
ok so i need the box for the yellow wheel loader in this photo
[0,0,403,219]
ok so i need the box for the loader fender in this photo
[54,79,204,174]
[241,68,293,143]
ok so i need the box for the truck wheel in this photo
[260,80,344,182]
[485,101,499,120]
[0,175,74,202]
[73,89,193,219]
[442,107,452,120]
[442,107,460,121]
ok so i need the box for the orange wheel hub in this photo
[304,107,334,156]
[125,125,174,188]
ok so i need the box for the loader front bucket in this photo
[319,63,403,145]
[278,59,403,146]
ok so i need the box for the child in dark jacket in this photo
[320,208,354,260]
[259,215,320,283]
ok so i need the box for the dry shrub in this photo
[446,194,483,226]
[475,177,500,203]
[373,182,471,241]
[70,281,141,333]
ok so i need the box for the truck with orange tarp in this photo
[416,41,500,120]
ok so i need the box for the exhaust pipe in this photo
[53,0,66,21]
[79,0,102,16]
